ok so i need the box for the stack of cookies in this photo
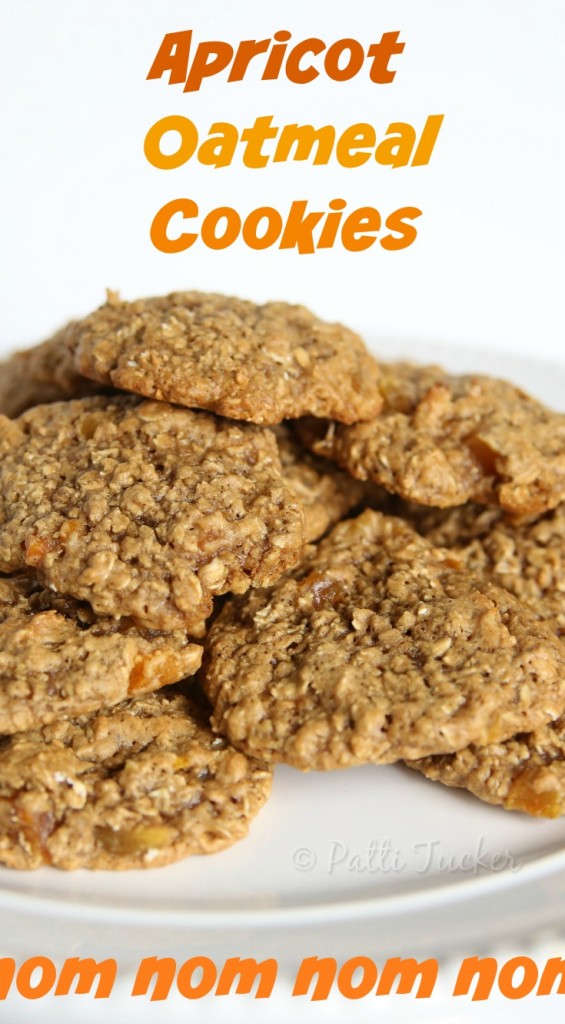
[1,291,565,872]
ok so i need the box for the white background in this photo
[1,3,565,1023]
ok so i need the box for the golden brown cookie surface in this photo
[409,717,565,819]
[0,687,272,869]
[0,396,305,631]
[203,510,565,770]
[0,575,202,734]
[298,362,565,515]
[400,500,565,637]
[0,323,103,418]
[273,424,368,542]
[72,291,382,425]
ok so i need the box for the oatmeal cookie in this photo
[0,396,305,631]
[298,362,565,515]
[0,687,272,869]
[274,425,368,542]
[203,510,565,770]
[399,501,565,636]
[71,291,382,425]
[0,575,202,734]
[0,323,103,418]
[409,716,565,819]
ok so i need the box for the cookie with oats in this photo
[398,500,565,637]
[274,425,368,542]
[0,575,202,735]
[0,687,272,869]
[0,396,305,632]
[409,716,565,819]
[298,362,565,515]
[0,323,103,418]
[71,291,382,425]
[203,510,565,771]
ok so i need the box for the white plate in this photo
[2,339,565,968]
